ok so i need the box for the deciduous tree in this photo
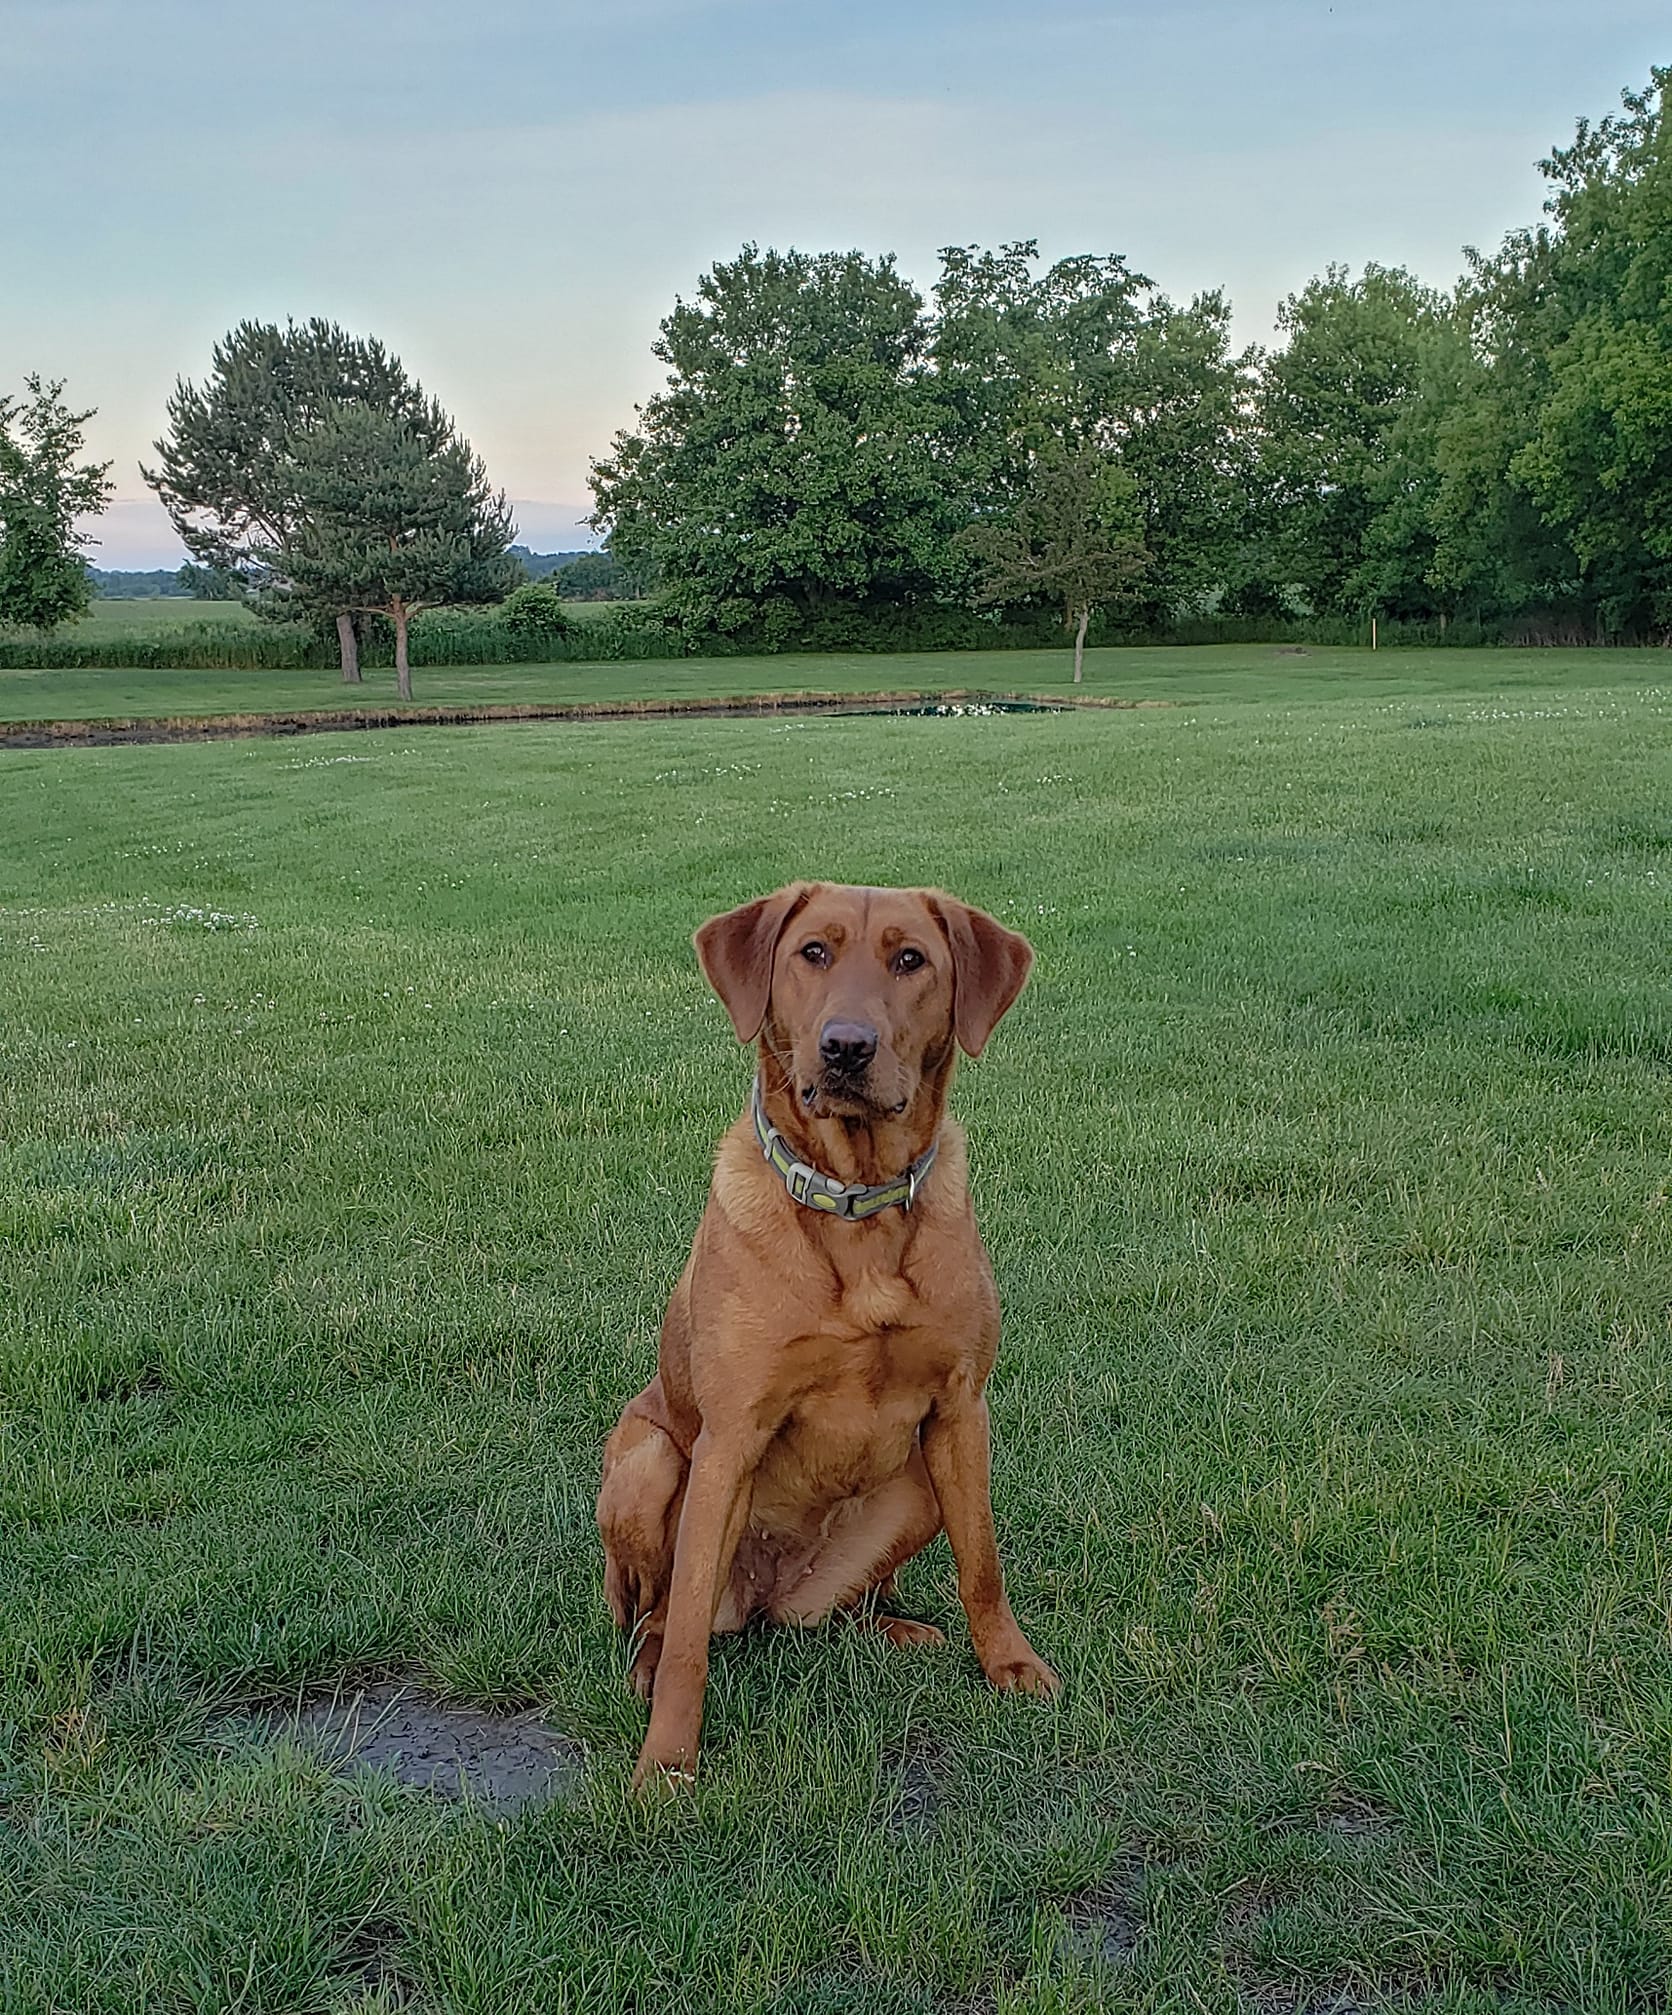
[591,246,956,644]
[0,376,114,632]
[957,449,1149,681]
[1505,68,1672,635]
[1254,265,1471,621]
[554,549,639,600]
[932,242,1255,625]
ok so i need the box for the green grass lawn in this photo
[3,641,1671,725]
[3,666,1670,2012]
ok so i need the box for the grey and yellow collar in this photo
[751,1076,937,1219]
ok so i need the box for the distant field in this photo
[62,588,628,644]
[4,667,1670,2010]
[76,597,260,635]
[2,642,1669,725]
[65,594,619,641]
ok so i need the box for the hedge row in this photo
[0,602,1635,672]
[0,604,685,671]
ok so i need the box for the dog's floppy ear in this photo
[930,896,1034,1057]
[694,883,816,1043]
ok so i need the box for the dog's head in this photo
[695,883,1032,1121]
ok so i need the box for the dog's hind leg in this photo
[598,1397,688,1699]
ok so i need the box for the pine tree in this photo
[281,403,517,700]
[144,320,452,681]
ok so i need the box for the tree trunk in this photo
[1073,606,1089,685]
[393,603,412,701]
[336,611,361,683]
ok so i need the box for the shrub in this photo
[500,582,572,642]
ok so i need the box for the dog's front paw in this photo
[980,1640,1061,1697]
[631,1738,698,1795]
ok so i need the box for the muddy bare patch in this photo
[1257,1785,1401,1847]
[1223,1865,1430,2012]
[1314,1789,1398,1843]
[762,1967,945,2014]
[263,1683,583,1813]
[333,1915,418,2009]
[1058,1858,1148,1969]
[1220,1873,1285,1939]
[879,1735,948,1836]
[1240,1978,1427,2014]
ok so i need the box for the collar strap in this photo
[751,1077,937,1219]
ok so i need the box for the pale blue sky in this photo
[3,0,1664,565]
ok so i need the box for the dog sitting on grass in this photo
[597,882,1058,1789]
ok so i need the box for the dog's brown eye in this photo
[894,948,925,974]
[800,941,830,966]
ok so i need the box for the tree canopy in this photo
[1502,69,1672,633]
[1253,264,1473,620]
[931,242,1254,627]
[585,66,1672,651]
[0,376,114,632]
[592,245,958,646]
[592,240,1253,647]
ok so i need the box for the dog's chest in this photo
[759,1317,951,1509]
[768,1375,926,1507]
[832,1263,918,1335]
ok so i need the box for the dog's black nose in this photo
[820,1020,878,1071]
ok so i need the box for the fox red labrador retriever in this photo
[597,882,1058,1788]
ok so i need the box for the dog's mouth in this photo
[802,1073,908,1120]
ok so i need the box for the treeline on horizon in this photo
[591,65,1672,652]
[4,65,1668,678]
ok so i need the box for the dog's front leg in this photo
[632,1424,768,1790]
[922,1383,1060,1697]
